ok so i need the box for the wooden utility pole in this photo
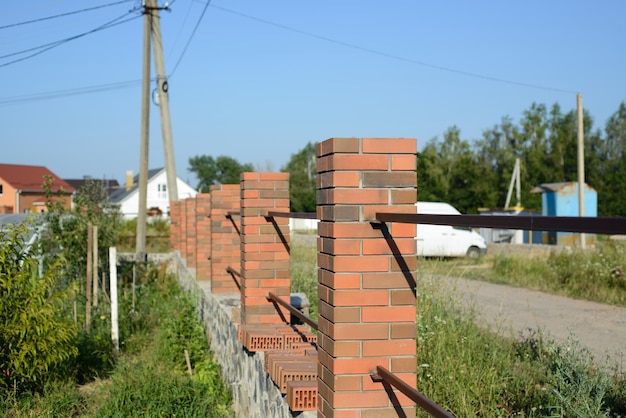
[577,93,586,249]
[149,0,179,202]
[136,3,152,261]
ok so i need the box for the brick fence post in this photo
[316,137,417,417]
[185,198,197,270]
[195,194,211,281]
[239,172,291,325]
[209,184,241,293]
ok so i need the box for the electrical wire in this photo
[0,80,143,107]
[168,0,212,77]
[210,4,577,95]
[0,0,134,30]
[0,13,141,69]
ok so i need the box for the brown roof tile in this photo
[0,163,75,193]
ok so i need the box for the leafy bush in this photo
[0,221,78,393]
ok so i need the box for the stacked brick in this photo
[195,194,211,281]
[209,184,241,293]
[316,137,418,417]
[239,172,291,325]
[239,324,318,411]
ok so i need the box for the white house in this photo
[110,168,197,219]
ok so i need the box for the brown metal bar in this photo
[225,266,241,291]
[371,366,455,418]
[266,291,318,330]
[375,213,626,235]
[266,211,317,219]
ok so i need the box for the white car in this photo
[416,202,487,258]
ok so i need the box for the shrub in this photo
[0,221,78,393]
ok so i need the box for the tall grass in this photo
[420,240,626,307]
[0,265,232,417]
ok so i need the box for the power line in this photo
[0,0,134,30]
[0,13,141,69]
[210,4,577,95]
[0,80,143,107]
[169,0,212,77]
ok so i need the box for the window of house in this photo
[0,184,3,195]
[157,183,167,199]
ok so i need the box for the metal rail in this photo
[225,266,241,291]
[266,211,317,219]
[266,291,318,330]
[371,366,455,418]
[375,213,626,235]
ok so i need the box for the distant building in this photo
[531,182,597,245]
[64,177,120,197]
[109,168,197,219]
[0,163,75,214]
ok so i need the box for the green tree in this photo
[281,142,316,212]
[0,221,78,393]
[188,155,254,192]
[599,102,626,215]
[40,177,122,290]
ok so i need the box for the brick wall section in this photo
[169,200,182,253]
[239,172,291,325]
[185,198,197,269]
[210,184,241,293]
[316,137,418,417]
[195,193,211,281]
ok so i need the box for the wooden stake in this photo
[93,225,99,307]
[110,247,119,354]
[184,349,193,376]
[86,222,92,333]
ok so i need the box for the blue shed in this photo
[530,182,597,246]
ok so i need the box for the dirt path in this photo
[439,275,626,369]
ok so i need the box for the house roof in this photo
[0,163,75,193]
[109,168,164,203]
[65,178,120,195]
[530,182,596,194]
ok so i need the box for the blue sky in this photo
[2,0,624,189]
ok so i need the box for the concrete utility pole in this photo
[149,0,179,201]
[136,2,152,261]
[577,93,586,249]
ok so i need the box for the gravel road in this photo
[439,275,626,369]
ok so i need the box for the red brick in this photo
[362,137,416,154]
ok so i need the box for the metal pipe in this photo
[375,213,626,235]
[371,366,455,418]
[266,291,318,330]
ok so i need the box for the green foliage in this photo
[415,276,624,417]
[40,176,123,290]
[116,218,171,253]
[419,101,626,216]
[0,221,78,393]
[188,155,254,192]
[0,264,232,417]
[282,142,317,212]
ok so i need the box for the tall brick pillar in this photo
[195,194,211,281]
[239,172,291,325]
[185,198,197,270]
[316,137,417,417]
[209,184,241,293]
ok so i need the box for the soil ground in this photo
[438,274,626,370]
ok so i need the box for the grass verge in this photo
[0,265,232,417]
